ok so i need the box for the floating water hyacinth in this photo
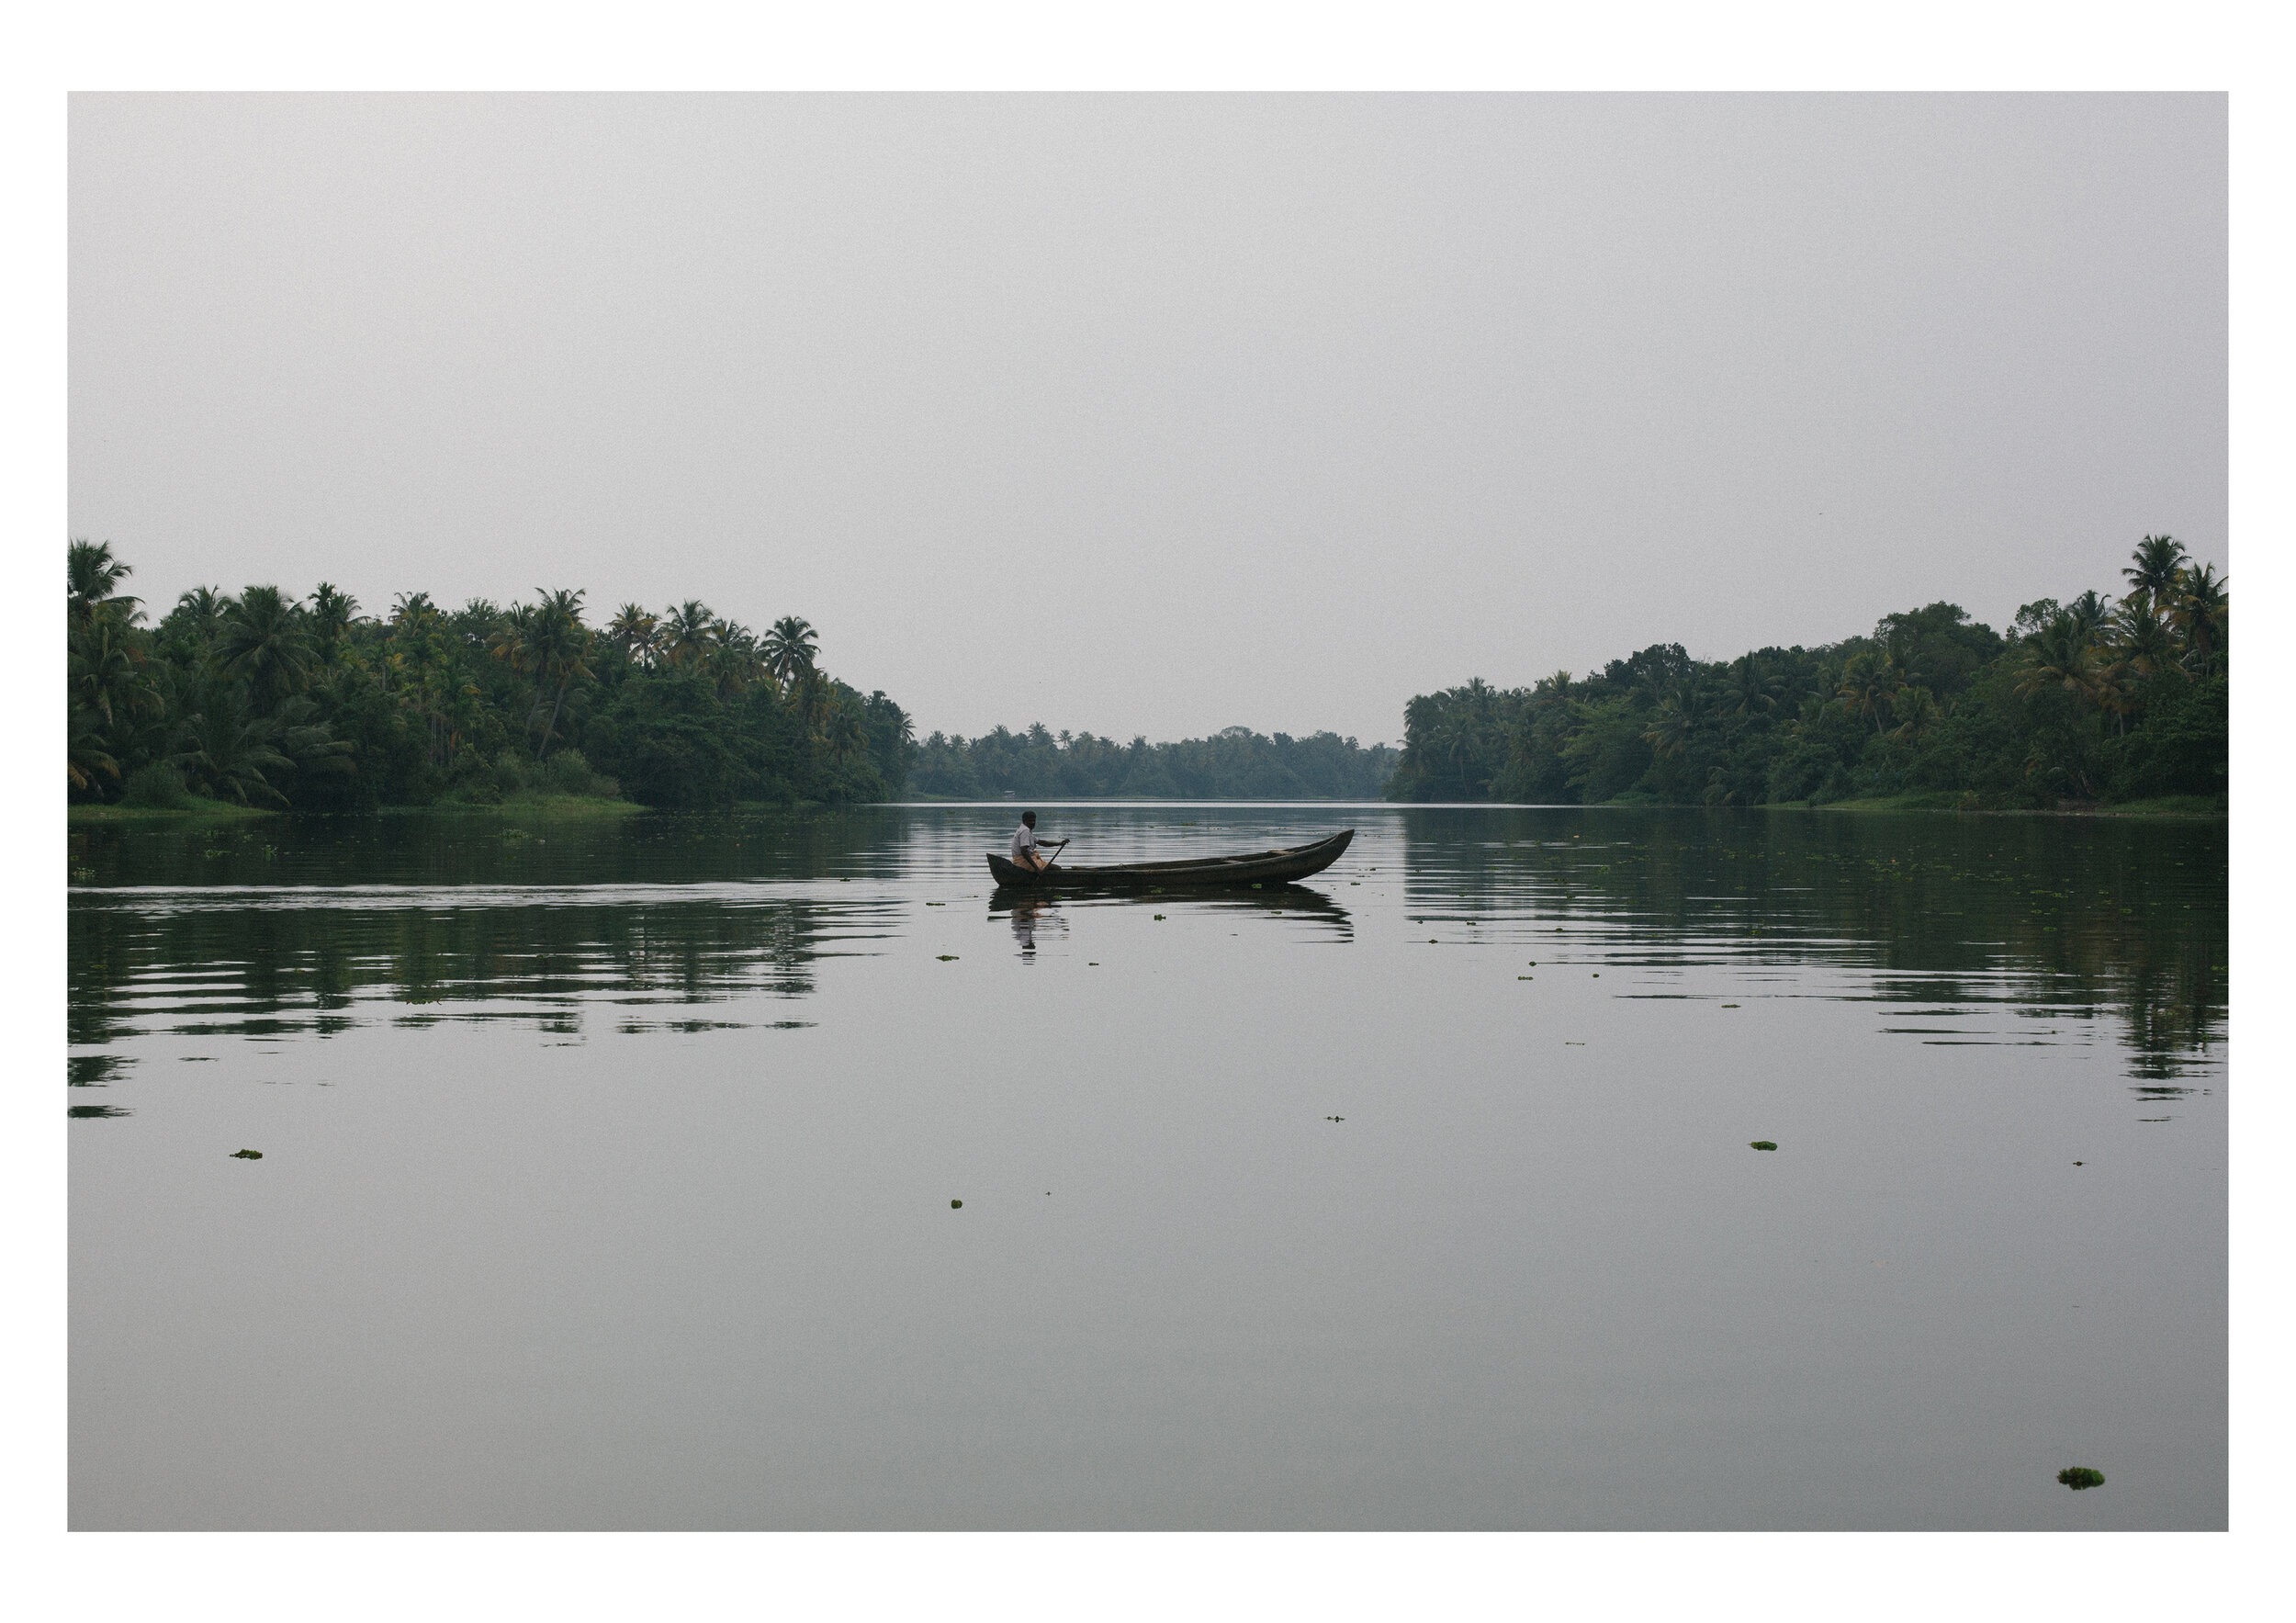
[230,1149,263,1159]
[1750,1141,1777,1152]
[936,954,958,962]
[2056,1467,2104,1490]
[950,1199,962,1209]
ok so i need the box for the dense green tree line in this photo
[1387,536,2228,807]
[67,544,916,810]
[910,725,1398,800]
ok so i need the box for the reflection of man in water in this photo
[1010,810,1051,872]
[1011,894,1044,954]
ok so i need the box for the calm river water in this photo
[67,803,2226,1529]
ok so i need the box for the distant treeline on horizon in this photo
[908,726,1399,801]
[1387,535,2226,809]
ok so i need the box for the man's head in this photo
[1021,811,1037,828]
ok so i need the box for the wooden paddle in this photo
[1041,838,1070,873]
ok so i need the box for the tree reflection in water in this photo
[1398,806,2224,1095]
[68,890,857,1044]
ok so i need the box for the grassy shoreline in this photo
[412,793,645,817]
[72,792,647,825]
[69,801,276,825]
[1777,792,2225,818]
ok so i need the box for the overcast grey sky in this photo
[70,94,2223,745]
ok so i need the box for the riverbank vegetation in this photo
[67,544,917,812]
[907,726,1398,800]
[1386,537,2227,810]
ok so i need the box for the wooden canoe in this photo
[985,829,1354,890]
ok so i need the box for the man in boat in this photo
[1010,811,1054,873]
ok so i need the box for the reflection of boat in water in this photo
[989,880,1352,941]
[985,829,1354,889]
[1199,884,1351,926]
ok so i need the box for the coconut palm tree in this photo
[834,704,871,763]
[170,586,232,650]
[1889,684,1940,738]
[763,615,818,688]
[1642,677,1711,757]
[2106,591,2176,682]
[607,603,659,667]
[310,583,359,665]
[214,585,317,716]
[505,588,593,760]
[660,601,717,669]
[2168,561,2229,676]
[2014,612,2099,704]
[68,707,120,793]
[1721,653,1781,717]
[382,594,469,772]
[2085,591,2178,736]
[2064,590,2112,645]
[270,692,356,783]
[67,587,161,794]
[2123,535,2189,604]
[487,602,536,662]
[70,608,156,732]
[68,539,139,619]
[168,681,298,806]
[703,619,769,700]
[1836,652,1902,735]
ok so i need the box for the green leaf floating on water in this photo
[936,954,958,961]
[1750,1141,1777,1151]
[950,1199,962,1209]
[2057,1467,2104,1490]
[230,1149,263,1159]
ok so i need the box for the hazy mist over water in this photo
[70,94,2224,744]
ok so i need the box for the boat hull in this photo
[986,828,1355,890]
